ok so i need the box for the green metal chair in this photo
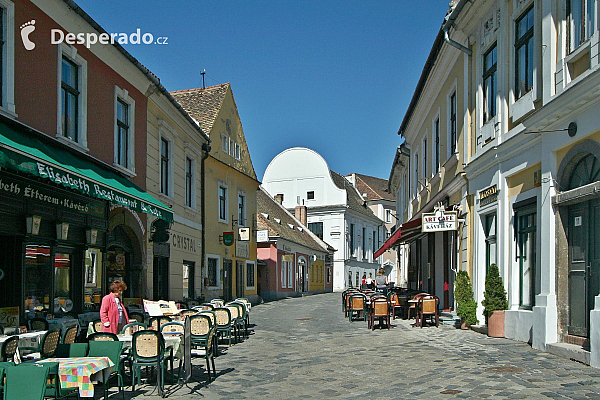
[27,318,49,332]
[88,340,125,400]
[131,330,171,398]
[230,301,250,337]
[0,336,19,362]
[128,311,146,324]
[189,314,216,382]
[4,363,49,400]
[61,325,78,344]
[149,316,172,331]
[213,307,234,348]
[21,329,61,360]
[88,332,119,341]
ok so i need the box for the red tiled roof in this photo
[170,83,230,134]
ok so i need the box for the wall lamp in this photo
[86,228,98,245]
[56,222,70,240]
[26,215,42,235]
[524,122,577,137]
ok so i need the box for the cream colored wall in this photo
[507,163,541,198]
[204,88,259,299]
[146,95,206,301]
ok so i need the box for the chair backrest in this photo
[389,292,399,306]
[88,340,123,369]
[55,343,88,358]
[229,302,247,318]
[197,311,216,327]
[186,300,200,307]
[62,325,78,344]
[91,319,104,334]
[420,296,439,314]
[225,305,240,320]
[149,316,172,330]
[350,294,366,310]
[213,307,232,327]
[189,314,212,336]
[195,304,214,311]
[175,302,189,310]
[41,330,62,358]
[5,363,49,400]
[210,299,224,308]
[129,312,145,324]
[372,299,390,317]
[88,332,119,341]
[160,322,185,335]
[27,318,49,332]
[132,330,165,362]
[121,322,147,335]
[0,336,19,362]
[179,309,197,319]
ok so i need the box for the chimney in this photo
[274,194,284,205]
[295,206,307,226]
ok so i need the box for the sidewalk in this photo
[123,292,600,399]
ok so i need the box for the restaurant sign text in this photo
[421,210,458,232]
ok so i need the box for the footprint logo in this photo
[20,20,36,51]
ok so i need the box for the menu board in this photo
[0,306,19,328]
[143,300,178,316]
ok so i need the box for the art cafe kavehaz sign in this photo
[421,209,458,232]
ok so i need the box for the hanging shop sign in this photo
[236,241,249,259]
[239,227,250,241]
[479,184,498,206]
[422,208,458,232]
[222,231,234,246]
[256,230,269,242]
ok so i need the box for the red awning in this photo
[374,217,422,258]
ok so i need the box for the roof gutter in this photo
[442,0,472,56]
[63,0,210,144]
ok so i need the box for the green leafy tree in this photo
[481,263,508,324]
[454,270,478,326]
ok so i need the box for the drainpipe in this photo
[200,142,211,299]
[442,0,472,57]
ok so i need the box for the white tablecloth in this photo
[0,330,47,350]
[48,318,79,333]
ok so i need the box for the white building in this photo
[262,148,385,291]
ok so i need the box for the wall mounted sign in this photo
[239,227,250,241]
[479,184,498,206]
[236,241,249,259]
[282,254,294,262]
[422,209,458,232]
[223,232,234,246]
[171,233,197,253]
[256,230,269,242]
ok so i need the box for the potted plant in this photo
[454,270,478,329]
[482,263,508,337]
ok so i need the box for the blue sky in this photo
[75,0,450,181]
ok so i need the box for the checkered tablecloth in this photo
[38,356,114,397]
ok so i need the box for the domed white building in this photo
[262,148,385,291]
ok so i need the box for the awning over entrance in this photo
[0,121,173,222]
[374,217,422,258]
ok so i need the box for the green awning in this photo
[0,121,173,222]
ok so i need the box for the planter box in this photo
[487,310,505,338]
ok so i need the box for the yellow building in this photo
[172,83,260,303]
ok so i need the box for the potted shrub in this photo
[454,270,478,328]
[482,264,508,337]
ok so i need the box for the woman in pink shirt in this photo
[100,280,130,334]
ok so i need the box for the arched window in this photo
[568,154,600,190]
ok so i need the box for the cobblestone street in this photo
[121,292,600,399]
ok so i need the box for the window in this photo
[160,138,170,195]
[207,256,219,286]
[449,92,457,154]
[373,230,377,255]
[183,261,195,300]
[422,137,427,178]
[281,258,287,288]
[568,0,596,52]
[349,223,355,256]
[235,143,241,160]
[308,222,323,240]
[484,213,497,272]
[218,183,228,222]
[57,44,87,148]
[185,157,194,208]
[221,134,228,153]
[483,44,497,122]
[515,203,536,309]
[362,227,366,259]
[287,257,294,289]
[229,138,234,156]
[355,271,360,287]
[414,153,419,193]
[307,191,315,200]
[0,0,14,113]
[61,57,79,142]
[385,209,392,223]
[434,118,440,173]
[515,7,534,99]
[246,261,255,288]
[114,86,135,173]
[238,191,246,226]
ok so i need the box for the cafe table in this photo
[0,330,47,350]
[48,317,79,333]
[37,356,114,397]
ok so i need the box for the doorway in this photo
[223,259,233,302]
[236,260,244,298]
[567,199,600,337]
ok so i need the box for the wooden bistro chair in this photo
[389,292,403,320]
[407,293,429,320]
[416,295,440,328]
[370,298,391,330]
[348,293,367,322]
